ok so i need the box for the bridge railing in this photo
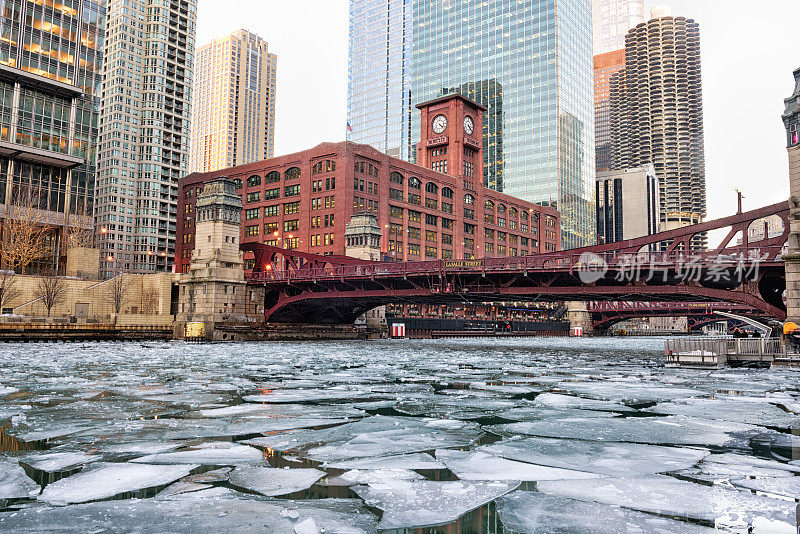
[247,245,786,284]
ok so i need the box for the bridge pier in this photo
[566,301,593,335]
[784,68,800,324]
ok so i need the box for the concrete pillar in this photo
[566,301,592,334]
[783,68,800,324]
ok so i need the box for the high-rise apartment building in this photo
[596,165,660,244]
[0,0,105,273]
[347,0,413,161]
[348,0,596,249]
[610,6,706,239]
[594,50,625,172]
[95,0,197,277]
[190,30,276,173]
[591,0,644,55]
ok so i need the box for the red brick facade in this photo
[176,95,560,274]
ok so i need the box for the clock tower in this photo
[416,94,487,186]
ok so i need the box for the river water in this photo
[0,337,798,532]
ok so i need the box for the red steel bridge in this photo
[243,201,789,324]
[586,301,765,332]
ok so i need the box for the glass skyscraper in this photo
[347,0,413,161]
[348,0,596,249]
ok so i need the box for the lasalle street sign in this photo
[443,259,485,269]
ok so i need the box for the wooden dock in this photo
[665,337,800,369]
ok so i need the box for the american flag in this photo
[346,122,353,133]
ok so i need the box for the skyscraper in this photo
[347,0,413,161]
[190,30,277,173]
[610,6,706,239]
[0,0,105,273]
[591,0,645,55]
[412,0,595,249]
[594,50,625,172]
[95,0,197,277]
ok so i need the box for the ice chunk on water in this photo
[352,480,518,529]
[480,437,707,476]
[228,467,325,497]
[560,382,704,404]
[130,442,266,466]
[323,452,445,471]
[534,392,636,413]
[497,491,717,533]
[705,453,800,474]
[537,475,797,529]
[242,388,377,404]
[340,468,423,484]
[652,397,800,428]
[731,476,800,500]
[155,481,211,498]
[18,452,97,473]
[38,462,197,505]
[103,441,184,455]
[0,460,38,500]
[435,449,600,481]
[0,496,377,533]
[0,385,18,395]
[493,416,759,447]
[293,517,319,534]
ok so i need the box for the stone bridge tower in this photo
[176,176,247,339]
[783,68,800,324]
[345,212,386,333]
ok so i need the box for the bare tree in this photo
[141,285,160,315]
[105,275,128,314]
[63,208,95,251]
[33,272,68,317]
[0,188,52,274]
[0,270,21,312]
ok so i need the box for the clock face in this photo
[432,114,448,135]
[464,116,475,135]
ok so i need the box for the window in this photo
[285,237,299,249]
[509,235,518,245]
[245,225,259,236]
[485,200,494,211]
[312,180,323,193]
[324,214,335,227]
[521,223,529,232]
[498,231,507,242]
[245,208,259,220]
[408,210,421,223]
[425,214,437,226]
[264,205,279,217]
[442,187,454,199]
[264,188,280,200]
[232,178,242,189]
[247,175,261,187]
[264,222,278,234]
[408,243,420,255]
[509,220,517,230]
[485,229,495,239]
[464,193,474,205]
[311,216,321,228]
[522,210,529,220]
[442,234,453,245]
[425,182,438,195]
[485,213,495,225]
[509,207,518,218]
[285,167,301,180]
[497,217,506,227]
[389,205,403,219]
[310,234,321,247]
[408,226,421,239]
[284,184,301,197]
[408,193,421,205]
[265,171,281,184]
[389,222,403,235]
[325,195,335,208]
[283,219,299,232]
[521,237,529,247]
[498,204,506,214]
[284,201,300,214]
[442,202,453,214]
[498,244,506,255]
[464,238,474,249]
[425,230,437,242]
[464,208,475,220]
[485,242,494,253]
[389,188,404,201]
[324,233,334,246]
[408,177,421,189]
[425,197,438,210]
[464,223,475,234]
[442,218,454,230]
[312,160,336,175]
[325,176,336,190]
[442,249,453,259]
[390,171,404,185]
[246,191,260,203]
[425,246,437,258]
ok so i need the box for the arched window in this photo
[409,177,421,189]
[484,200,494,211]
[509,207,518,218]
[497,203,506,214]
[246,175,261,187]
[442,187,454,199]
[425,182,438,195]
[265,171,280,184]
[285,167,301,180]
[464,193,475,205]
[521,210,529,220]
[390,171,404,185]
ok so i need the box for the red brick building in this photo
[175,95,560,273]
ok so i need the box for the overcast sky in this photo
[196,0,800,222]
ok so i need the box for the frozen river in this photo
[0,336,798,532]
